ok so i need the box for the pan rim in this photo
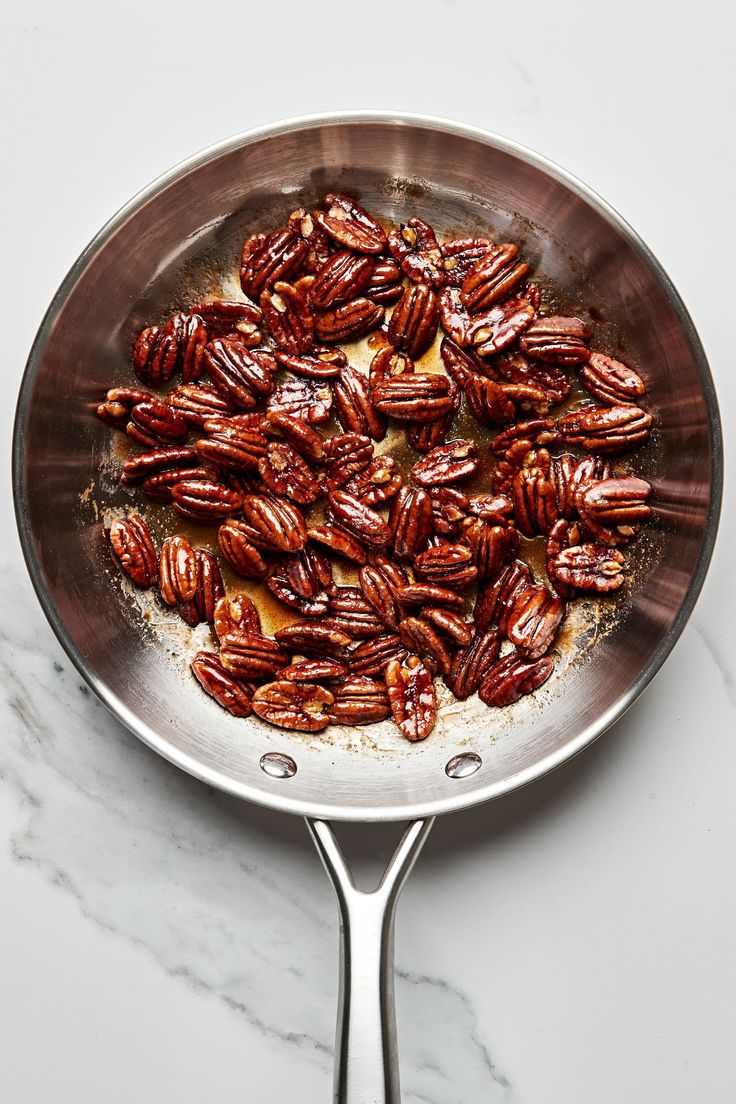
[12,110,723,822]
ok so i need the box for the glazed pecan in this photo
[405,398,458,453]
[444,627,501,699]
[569,454,613,500]
[327,490,392,548]
[240,226,308,298]
[307,523,368,565]
[178,549,224,627]
[319,432,372,492]
[260,281,314,355]
[461,243,528,311]
[97,386,152,428]
[430,486,470,536]
[327,677,391,724]
[385,656,437,742]
[467,493,514,522]
[167,383,234,428]
[258,441,320,504]
[577,476,652,544]
[519,316,591,366]
[387,284,439,359]
[252,680,333,732]
[142,465,217,503]
[265,410,326,463]
[313,194,387,254]
[545,519,582,599]
[490,418,558,455]
[368,347,414,393]
[332,367,386,440]
[506,584,564,658]
[309,250,375,308]
[344,454,402,506]
[132,324,179,387]
[166,311,209,382]
[388,217,445,287]
[372,374,454,423]
[389,485,433,561]
[550,454,579,519]
[274,347,345,379]
[349,634,408,678]
[463,375,516,426]
[468,298,535,356]
[396,582,464,612]
[550,543,625,593]
[213,592,262,639]
[358,563,403,630]
[127,398,189,447]
[364,258,403,304]
[474,559,532,633]
[109,514,157,587]
[322,587,385,639]
[266,376,333,424]
[267,571,330,617]
[240,494,308,552]
[171,479,243,523]
[413,542,478,590]
[203,336,275,411]
[421,608,473,647]
[478,651,555,707]
[459,517,519,580]
[399,617,451,675]
[218,520,269,579]
[287,208,331,273]
[282,658,349,683]
[284,544,333,601]
[511,465,558,536]
[275,621,352,660]
[438,336,483,386]
[558,404,653,453]
[441,237,495,289]
[220,630,290,682]
[314,298,385,343]
[121,445,198,484]
[191,652,253,718]
[411,440,477,487]
[496,350,571,406]
[492,440,540,496]
[191,299,263,343]
[196,423,268,471]
[579,353,647,405]
[158,535,197,605]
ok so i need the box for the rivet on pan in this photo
[445,752,482,779]
[260,752,297,779]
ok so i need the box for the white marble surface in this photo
[1,2,735,1101]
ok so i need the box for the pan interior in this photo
[14,116,720,820]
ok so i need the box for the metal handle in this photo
[307,817,435,1104]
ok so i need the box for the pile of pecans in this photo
[101,194,654,741]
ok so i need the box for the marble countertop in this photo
[1,3,734,1101]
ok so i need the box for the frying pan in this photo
[12,113,722,1102]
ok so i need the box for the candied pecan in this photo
[385,656,437,742]
[240,226,308,298]
[368,347,414,393]
[372,374,454,422]
[389,485,433,561]
[258,441,320,504]
[127,398,189,447]
[307,523,367,565]
[166,311,209,382]
[551,543,625,593]
[459,517,519,580]
[220,630,290,681]
[240,494,308,552]
[344,454,402,506]
[274,347,345,379]
[267,572,330,617]
[252,680,333,732]
[260,281,314,355]
[309,250,375,307]
[478,651,555,707]
[191,652,253,718]
[467,493,514,522]
[265,410,325,463]
[178,548,224,627]
[463,375,517,426]
[579,352,647,405]
[104,385,155,410]
[314,298,385,343]
[275,621,352,659]
[569,454,613,500]
[191,299,263,343]
[121,445,198,484]
[438,287,473,345]
[322,587,385,639]
[171,479,243,523]
[414,542,478,591]
[214,592,262,639]
[282,658,349,683]
[142,466,217,502]
[511,465,558,536]
[550,454,579,518]
[405,403,457,454]
[411,440,477,487]
[158,535,197,605]
[132,324,178,387]
[358,564,402,630]
[522,282,543,311]
[266,375,333,424]
[327,677,391,725]
[444,627,501,699]
[468,299,535,356]
[327,490,391,548]
[492,440,538,495]
[490,419,558,454]
[442,237,495,289]
[350,634,408,678]
[558,404,653,453]
[397,582,464,612]
[287,208,331,273]
[320,432,373,492]
[519,316,591,366]
[461,243,528,311]
[438,336,483,386]
[421,607,473,647]
[217,520,268,579]
[545,518,582,598]
[109,514,157,587]
[474,559,532,633]
[577,476,652,544]
[388,217,445,287]
[365,258,403,304]
[167,383,234,428]
[282,545,334,600]
[399,617,451,675]
[332,366,386,440]
[506,584,564,658]
[430,486,469,536]
[387,285,439,359]
[313,194,387,254]
[495,351,570,406]
[196,423,268,471]
[203,336,274,411]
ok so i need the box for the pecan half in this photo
[439,336,485,387]
[309,250,375,307]
[332,366,386,440]
[313,194,387,254]
[399,617,451,675]
[358,563,403,630]
[314,298,385,343]
[461,243,528,311]
[413,542,478,591]
[322,587,385,639]
[463,375,517,426]
[344,454,402,506]
[430,486,470,536]
[258,441,320,504]
[442,237,496,289]
[240,226,308,298]
[127,398,189,446]
[545,518,582,599]
[287,208,331,273]
[490,418,559,455]
[196,424,268,471]
[511,465,558,536]
[438,287,474,345]
[387,285,439,359]
[220,630,290,681]
[274,347,345,379]
[550,454,579,519]
[178,548,225,626]
[396,582,464,612]
[474,560,532,633]
[166,311,209,382]
[191,299,263,343]
[373,374,454,423]
[252,680,333,731]
[389,485,433,561]
[167,383,234,428]
[171,479,243,523]
[266,376,333,424]
[368,347,414,393]
[350,634,408,678]
[203,336,275,411]
[519,316,591,366]
[506,584,564,658]
[214,592,262,639]
[307,523,367,565]
[321,431,374,493]
[142,465,217,503]
[411,440,477,487]
[365,259,403,304]
[327,490,391,548]
[132,325,180,387]
[327,677,391,725]
[388,217,445,287]
[478,651,555,707]
[385,656,437,741]
[282,658,349,683]
[282,545,334,600]
[191,652,253,717]
[218,520,269,579]
[260,281,314,355]
[459,517,519,580]
[97,386,152,429]
[109,514,157,587]
[550,543,625,593]
[468,299,535,356]
[496,350,570,406]
[265,411,326,463]
[444,628,501,699]
[240,494,308,552]
[558,404,653,453]
[579,353,647,405]
[421,608,473,647]
[275,622,352,659]
[158,535,198,605]
[577,476,652,544]
[267,572,330,617]
[121,445,199,485]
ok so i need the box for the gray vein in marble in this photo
[691,620,736,705]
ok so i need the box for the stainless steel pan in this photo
[12,113,722,1103]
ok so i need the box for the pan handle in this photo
[307,817,435,1104]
